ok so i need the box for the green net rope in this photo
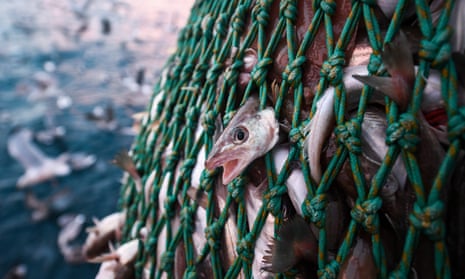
[118,0,463,278]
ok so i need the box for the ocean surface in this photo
[0,0,192,278]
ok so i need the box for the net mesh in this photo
[117,0,464,278]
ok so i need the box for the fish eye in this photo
[232,127,248,144]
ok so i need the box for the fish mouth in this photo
[205,151,247,185]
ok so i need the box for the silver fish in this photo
[83,212,125,260]
[205,96,279,185]
[243,180,275,279]
[450,0,465,53]
[306,35,445,185]
[272,146,307,216]
[93,239,141,279]
[7,128,70,188]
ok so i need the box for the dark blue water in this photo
[0,0,191,278]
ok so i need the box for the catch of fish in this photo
[74,0,465,278]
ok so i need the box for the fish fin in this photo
[186,187,209,209]
[352,75,408,106]
[262,215,317,273]
[382,31,415,85]
[87,252,118,263]
[112,150,141,183]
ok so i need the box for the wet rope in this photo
[118,0,460,278]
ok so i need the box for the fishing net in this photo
[117,0,464,278]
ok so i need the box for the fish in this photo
[57,214,86,263]
[353,32,415,111]
[83,212,125,260]
[7,127,70,188]
[262,215,318,277]
[113,150,142,192]
[205,96,279,185]
[272,146,307,216]
[92,239,141,279]
[337,235,377,279]
[450,0,465,53]
[243,179,275,279]
[351,31,446,278]
[306,32,446,184]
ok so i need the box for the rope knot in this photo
[264,184,287,216]
[236,233,254,263]
[335,119,361,154]
[232,5,247,34]
[174,104,187,123]
[193,63,209,84]
[215,13,228,38]
[202,111,217,137]
[187,107,200,123]
[164,195,177,219]
[418,27,452,68]
[251,58,273,86]
[409,201,445,241]
[302,194,327,227]
[200,15,214,40]
[180,158,196,181]
[367,53,382,73]
[253,4,270,26]
[280,0,298,23]
[318,260,340,279]
[289,127,304,144]
[200,169,218,192]
[320,51,345,85]
[448,107,465,143]
[350,197,382,234]
[206,62,224,83]
[160,250,175,272]
[283,56,307,85]
[205,222,222,249]
[183,267,197,279]
[386,113,419,151]
[146,236,158,253]
[181,63,195,80]
[313,0,336,15]
[180,206,195,235]
[228,176,245,201]
[165,151,180,171]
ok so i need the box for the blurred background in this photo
[0,0,192,278]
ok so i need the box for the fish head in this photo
[205,97,279,185]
